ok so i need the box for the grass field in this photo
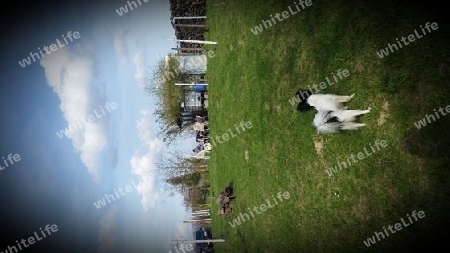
[203,0,450,252]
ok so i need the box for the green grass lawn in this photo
[203,0,450,252]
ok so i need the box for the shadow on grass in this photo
[402,117,450,158]
[400,116,450,250]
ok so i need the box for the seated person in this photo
[196,129,209,136]
[195,115,207,123]
[192,144,205,154]
[196,136,208,143]
[196,131,208,138]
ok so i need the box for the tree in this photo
[166,172,201,187]
[145,55,194,145]
[157,151,210,210]
[156,150,208,179]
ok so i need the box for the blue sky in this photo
[0,0,197,252]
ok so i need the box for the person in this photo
[196,136,208,144]
[197,131,207,137]
[192,144,204,154]
[195,115,207,123]
[196,128,209,136]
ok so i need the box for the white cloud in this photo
[114,26,130,66]
[97,206,118,253]
[40,44,110,183]
[175,222,192,239]
[130,109,163,211]
[133,51,147,88]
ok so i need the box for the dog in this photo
[224,186,233,196]
[296,89,355,112]
[216,186,235,205]
[216,194,232,205]
[217,186,235,217]
[313,108,371,134]
[218,202,233,217]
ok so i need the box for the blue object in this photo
[192,85,207,92]
[195,228,214,252]
[193,144,204,154]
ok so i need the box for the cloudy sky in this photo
[0,0,197,252]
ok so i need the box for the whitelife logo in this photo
[250,0,313,35]
[363,210,425,247]
[0,153,21,172]
[56,102,118,139]
[93,174,154,209]
[325,140,388,177]
[18,31,81,68]
[115,0,149,16]
[288,69,350,106]
[169,242,194,253]
[376,22,438,59]
[1,224,58,253]
[207,120,253,148]
[414,104,450,129]
[228,191,291,228]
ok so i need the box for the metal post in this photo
[172,16,207,20]
[172,239,225,244]
[173,24,208,28]
[170,39,217,45]
[171,48,206,52]
[176,83,208,86]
